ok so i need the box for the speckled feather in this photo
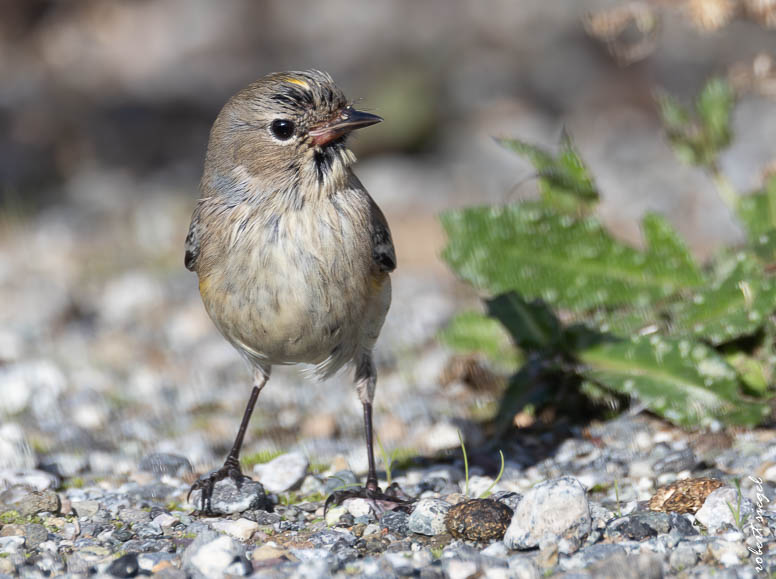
[185,70,395,383]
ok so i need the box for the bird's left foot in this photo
[324,482,414,515]
[187,456,247,515]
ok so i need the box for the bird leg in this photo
[188,370,268,514]
[325,357,414,514]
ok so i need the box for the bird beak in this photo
[309,107,383,146]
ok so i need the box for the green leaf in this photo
[671,255,776,345]
[439,310,521,372]
[441,204,703,312]
[642,213,703,280]
[493,358,562,435]
[656,91,691,134]
[579,335,769,427]
[486,292,562,352]
[497,134,598,212]
[736,175,776,241]
[725,352,769,396]
[697,77,734,150]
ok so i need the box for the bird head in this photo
[204,70,382,202]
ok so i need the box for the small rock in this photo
[152,513,179,531]
[648,477,724,514]
[0,469,59,491]
[325,504,348,526]
[210,518,259,541]
[652,448,697,474]
[344,497,375,520]
[106,552,140,578]
[443,558,479,579]
[72,500,100,519]
[603,512,671,541]
[325,470,358,494]
[504,476,591,551]
[138,453,193,478]
[695,486,754,532]
[491,491,522,512]
[251,544,293,562]
[0,536,25,554]
[252,452,308,493]
[445,498,513,541]
[16,489,60,516]
[708,538,750,566]
[380,509,410,537]
[583,552,663,579]
[563,543,626,570]
[0,423,34,470]
[407,498,451,536]
[187,476,269,515]
[183,531,251,577]
[669,544,698,571]
[23,523,48,549]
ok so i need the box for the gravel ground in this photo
[1,202,776,577]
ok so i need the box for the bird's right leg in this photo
[188,367,269,514]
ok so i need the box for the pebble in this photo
[0,469,59,491]
[209,517,259,541]
[252,451,309,493]
[445,498,513,541]
[183,531,251,577]
[15,489,61,516]
[407,498,451,535]
[187,475,269,515]
[504,476,591,551]
[694,486,754,532]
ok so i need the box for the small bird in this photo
[184,70,402,512]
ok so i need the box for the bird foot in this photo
[325,482,414,515]
[187,456,247,515]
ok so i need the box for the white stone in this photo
[504,476,591,550]
[325,504,348,526]
[407,498,451,536]
[0,423,34,470]
[445,559,479,579]
[0,360,65,415]
[252,452,309,493]
[344,498,374,518]
[695,487,754,532]
[0,468,58,491]
[0,536,24,554]
[189,535,248,577]
[152,513,179,531]
[210,518,259,541]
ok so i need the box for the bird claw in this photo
[187,456,246,515]
[324,482,414,515]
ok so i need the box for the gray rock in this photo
[118,507,150,525]
[669,544,698,572]
[0,470,59,492]
[652,448,697,474]
[380,509,410,537]
[695,487,754,532]
[72,500,100,519]
[15,490,60,516]
[407,498,451,536]
[0,536,25,555]
[23,524,48,550]
[183,530,251,578]
[707,538,750,567]
[252,451,308,493]
[581,552,663,579]
[561,544,627,571]
[138,453,193,478]
[491,490,523,512]
[325,470,359,494]
[603,512,672,541]
[105,553,140,578]
[187,475,269,515]
[504,476,591,551]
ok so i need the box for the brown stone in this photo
[444,498,513,542]
[648,477,725,514]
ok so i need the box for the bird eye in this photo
[270,119,295,140]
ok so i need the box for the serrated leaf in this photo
[657,91,691,134]
[486,292,561,352]
[671,256,776,345]
[441,204,703,312]
[642,213,704,281]
[439,310,521,372]
[579,335,769,427]
[736,175,776,241]
[697,77,734,149]
[497,135,598,211]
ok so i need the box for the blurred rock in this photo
[252,452,308,493]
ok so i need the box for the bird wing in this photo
[369,197,396,273]
[184,202,203,272]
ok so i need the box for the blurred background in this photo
[1,0,776,478]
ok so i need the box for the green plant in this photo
[457,430,505,498]
[240,449,284,469]
[726,478,747,530]
[441,77,775,431]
